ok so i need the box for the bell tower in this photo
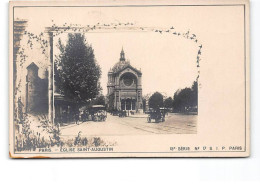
[120,47,125,61]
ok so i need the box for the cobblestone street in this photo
[60,113,197,137]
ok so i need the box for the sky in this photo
[14,6,207,97]
[53,31,198,97]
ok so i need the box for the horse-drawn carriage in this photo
[110,109,127,117]
[110,109,119,116]
[147,108,166,123]
[89,105,107,122]
[118,110,127,117]
[79,105,107,122]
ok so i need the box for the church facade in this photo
[107,48,143,112]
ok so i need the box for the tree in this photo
[148,92,164,109]
[191,80,198,107]
[92,95,106,106]
[164,97,173,108]
[172,80,198,112]
[107,93,115,112]
[55,34,101,103]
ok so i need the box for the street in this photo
[60,113,197,137]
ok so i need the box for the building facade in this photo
[26,62,48,113]
[107,48,143,112]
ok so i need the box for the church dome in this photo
[112,47,130,73]
[111,47,141,74]
[112,60,130,73]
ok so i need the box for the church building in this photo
[107,48,143,112]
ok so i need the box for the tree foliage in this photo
[164,97,173,108]
[92,95,106,106]
[55,33,101,103]
[107,93,115,112]
[172,81,198,112]
[148,92,164,109]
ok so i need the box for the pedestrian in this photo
[56,122,59,130]
[75,111,79,125]
[62,111,67,124]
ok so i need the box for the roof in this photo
[112,62,142,75]
[54,93,75,103]
[27,62,39,70]
[91,105,105,108]
[111,48,142,75]
[112,60,130,73]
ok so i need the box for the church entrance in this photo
[121,98,136,110]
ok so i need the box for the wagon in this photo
[118,110,127,117]
[147,109,165,123]
[89,105,107,122]
[110,109,119,116]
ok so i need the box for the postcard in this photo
[9,0,250,158]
